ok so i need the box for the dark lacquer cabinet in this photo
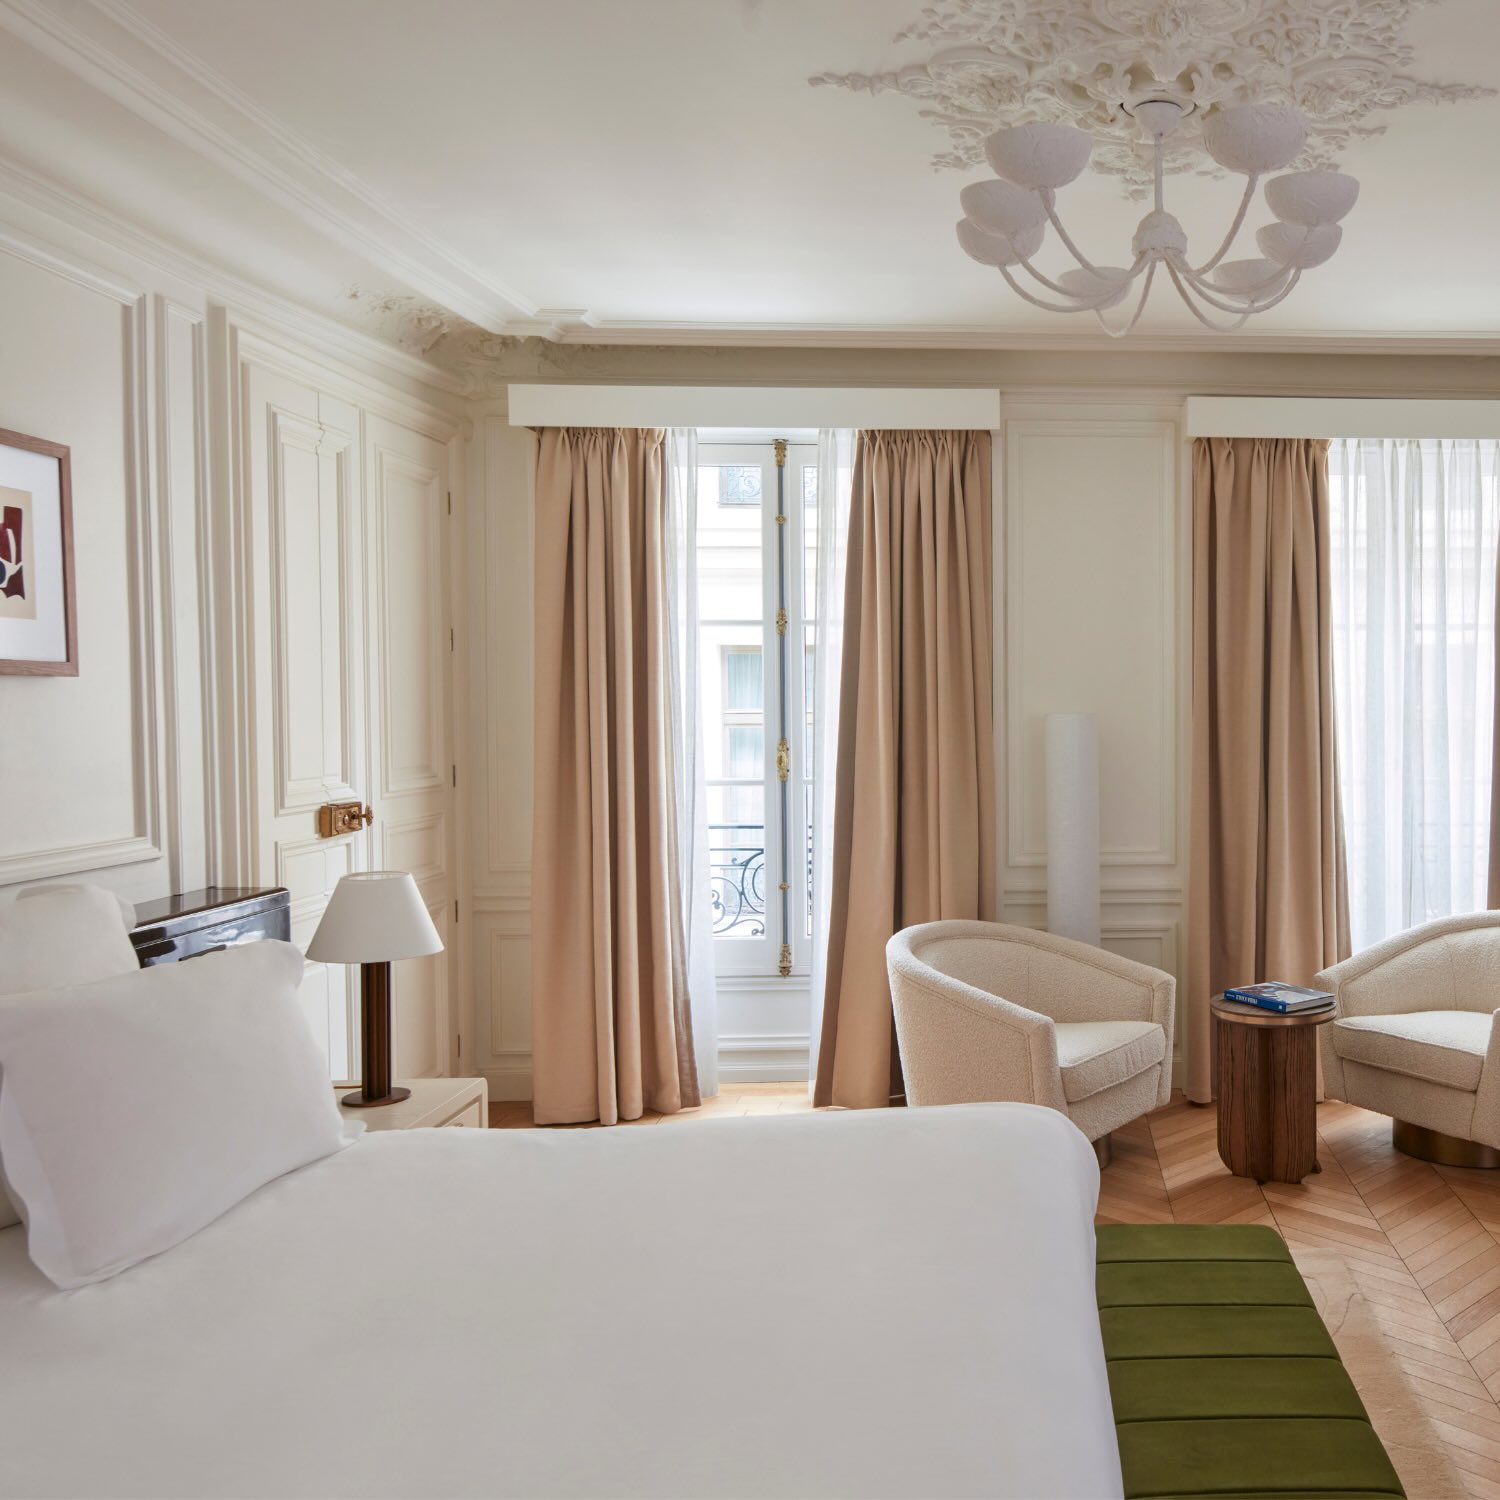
[128,886,291,967]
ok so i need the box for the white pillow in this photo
[0,940,358,1288]
[0,883,138,992]
[0,883,141,1230]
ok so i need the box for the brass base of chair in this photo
[1393,1119,1500,1169]
[1093,1134,1113,1170]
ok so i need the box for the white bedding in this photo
[0,1102,1121,1500]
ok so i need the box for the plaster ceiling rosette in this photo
[811,0,1494,197]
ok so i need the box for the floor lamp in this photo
[307,871,443,1108]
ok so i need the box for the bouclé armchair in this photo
[1317,911,1500,1166]
[886,921,1176,1162]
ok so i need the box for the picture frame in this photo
[0,426,76,677]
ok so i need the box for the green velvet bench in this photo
[1096,1224,1404,1500]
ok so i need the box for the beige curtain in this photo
[1187,437,1349,1103]
[531,427,699,1125]
[814,429,997,1109]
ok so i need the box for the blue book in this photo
[1223,981,1334,1014]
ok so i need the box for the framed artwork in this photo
[0,427,76,676]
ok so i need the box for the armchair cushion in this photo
[1333,1011,1490,1092]
[1057,1021,1165,1103]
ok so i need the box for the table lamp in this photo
[307,871,443,1107]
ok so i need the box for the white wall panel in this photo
[1001,403,1189,1078]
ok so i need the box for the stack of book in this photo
[1221,981,1335,1016]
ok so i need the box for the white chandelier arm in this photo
[1191,174,1260,276]
[1173,260,1305,316]
[1040,188,1118,280]
[1093,261,1158,339]
[997,264,1122,314]
[1178,263,1290,305]
[1166,265,1254,331]
[1017,251,1149,300]
[1166,263,1303,330]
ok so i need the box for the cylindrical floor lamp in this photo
[307,871,443,1108]
[1044,712,1101,947]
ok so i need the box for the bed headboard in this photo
[128,887,291,967]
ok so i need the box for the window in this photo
[1330,438,1500,950]
[697,440,816,976]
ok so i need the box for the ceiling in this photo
[2,0,1499,357]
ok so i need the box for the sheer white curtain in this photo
[667,428,719,1097]
[806,428,855,1094]
[1330,438,1500,953]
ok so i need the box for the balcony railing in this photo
[708,823,766,937]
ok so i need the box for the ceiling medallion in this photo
[811,0,1490,194]
[811,0,1491,332]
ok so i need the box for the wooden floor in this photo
[491,1085,1500,1497]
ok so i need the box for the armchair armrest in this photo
[887,934,1067,1112]
[1471,1013,1500,1151]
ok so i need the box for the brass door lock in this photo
[317,801,374,838]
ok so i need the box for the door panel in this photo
[365,414,453,1079]
[243,359,365,1074]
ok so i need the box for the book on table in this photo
[1222,981,1334,1014]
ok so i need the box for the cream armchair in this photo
[1317,911,1500,1166]
[886,921,1175,1161]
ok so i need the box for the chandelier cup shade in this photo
[956,217,1046,268]
[1057,267,1133,309]
[1265,170,1361,227]
[1201,104,1309,174]
[1211,258,1293,302]
[959,179,1048,238]
[957,97,1357,334]
[1257,222,1343,270]
[984,122,1093,190]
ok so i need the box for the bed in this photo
[0,1101,1121,1499]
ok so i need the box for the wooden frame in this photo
[0,426,76,676]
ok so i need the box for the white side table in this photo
[335,1076,488,1130]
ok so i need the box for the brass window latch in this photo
[317,801,374,838]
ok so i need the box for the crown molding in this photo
[0,0,538,334]
[557,319,1500,357]
[0,150,467,402]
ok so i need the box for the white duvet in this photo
[0,1102,1121,1500]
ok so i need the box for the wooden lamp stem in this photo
[342,960,410,1108]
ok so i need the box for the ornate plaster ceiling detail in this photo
[811,0,1493,196]
[342,288,721,390]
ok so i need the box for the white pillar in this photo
[1044,712,1101,947]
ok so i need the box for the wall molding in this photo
[1004,417,1180,873]
[0,228,166,888]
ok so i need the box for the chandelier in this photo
[956,95,1359,334]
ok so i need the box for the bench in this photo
[1097,1223,1405,1499]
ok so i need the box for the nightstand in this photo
[335,1076,488,1130]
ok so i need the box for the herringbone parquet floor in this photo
[493,1085,1500,1495]
[1105,1094,1500,1498]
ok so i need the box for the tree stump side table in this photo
[1211,995,1336,1185]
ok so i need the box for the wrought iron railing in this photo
[708,823,765,937]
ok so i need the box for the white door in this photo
[363,414,454,1080]
[241,356,366,1071]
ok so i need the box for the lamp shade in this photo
[956,217,1044,268]
[1211,257,1293,301]
[1202,105,1308,174]
[959,179,1047,238]
[984,122,1092,190]
[306,872,443,963]
[1265,170,1359,227]
[1256,221,1342,269]
[1057,266,1133,309]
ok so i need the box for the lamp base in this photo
[340,1086,411,1109]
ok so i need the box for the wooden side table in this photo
[1211,996,1335,1184]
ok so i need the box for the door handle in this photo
[317,801,374,838]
